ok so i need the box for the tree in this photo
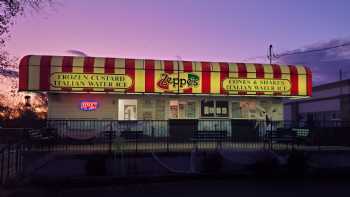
[0,0,53,47]
[0,0,53,122]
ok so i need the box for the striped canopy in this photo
[18,55,312,97]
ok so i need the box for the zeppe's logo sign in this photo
[157,72,199,92]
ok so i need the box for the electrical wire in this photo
[242,41,350,62]
[274,42,350,59]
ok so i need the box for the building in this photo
[18,55,312,137]
[284,79,350,124]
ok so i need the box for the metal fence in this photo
[0,142,26,185]
[1,119,350,185]
[19,119,344,153]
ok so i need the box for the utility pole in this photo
[339,69,343,81]
[268,44,273,64]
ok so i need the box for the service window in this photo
[201,100,215,117]
[216,101,229,117]
[201,100,228,117]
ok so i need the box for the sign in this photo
[157,72,199,92]
[80,100,99,111]
[50,73,133,89]
[222,78,291,92]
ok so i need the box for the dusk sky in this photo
[6,0,350,84]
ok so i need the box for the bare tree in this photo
[0,0,53,47]
[0,0,53,121]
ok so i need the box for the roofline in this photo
[313,79,350,91]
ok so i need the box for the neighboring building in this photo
[284,79,350,123]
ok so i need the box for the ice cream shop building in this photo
[18,55,312,137]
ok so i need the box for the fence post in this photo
[109,121,113,154]
[7,144,11,180]
[0,150,4,184]
[135,130,138,153]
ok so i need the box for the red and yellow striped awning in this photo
[18,55,312,97]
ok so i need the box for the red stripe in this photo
[104,58,115,92]
[163,61,174,93]
[104,58,115,74]
[145,60,155,93]
[219,63,229,94]
[164,60,174,74]
[271,64,282,79]
[305,66,312,96]
[19,55,30,91]
[39,56,52,91]
[62,56,73,72]
[183,61,193,94]
[201,62,211,94]
[83,57,94,73]
[271,64,282,95]
[237,63,247,95]
[254,64,265,95]
[83,57,95,92]
[61,56,73,91]
[289,65,299,96]
[125,59,135,93]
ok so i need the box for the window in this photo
[231,102,241,118]
[118,99,137,120]
[201,100,215,117]
[169,100,196,119]
[216,101,229,117]
[201,100,228,117]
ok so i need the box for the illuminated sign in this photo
[50,73,133,89]
[157,73,199,91]
[80,100,99,111]
[222,78,291,92]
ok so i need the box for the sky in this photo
[5,0,350,84]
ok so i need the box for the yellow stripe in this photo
[279,65,291,96]
[296,65,307,96]
[93,57,105,92]
[210,62,220,94]
[71,56,84,92]
[115,59,125,74]
[28,56,41,90]
[228,63,238,95]
[245,64,256,95]
[177,61,184,93]
[263,64,273,95]
[114,59,126,92]
[135,59,145,93]
[50,56,63,91]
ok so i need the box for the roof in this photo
[18,55,312,97]
[313,79,350,91]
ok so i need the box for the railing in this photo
[0,142,26,185]
[21,119,345,153]
[0,119,349,185]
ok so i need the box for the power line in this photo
[242,41,350,62]
[274,41,350,59]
